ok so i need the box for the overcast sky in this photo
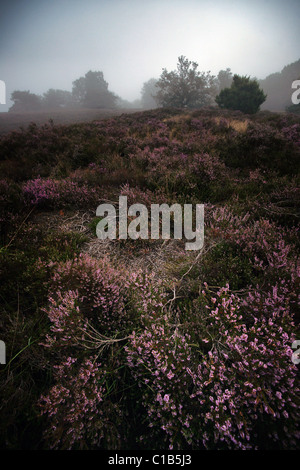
[0,0,299,110]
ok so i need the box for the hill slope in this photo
[0,107,299,450]
[259,59,300,111]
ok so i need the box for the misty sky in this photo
[0,0,299,110]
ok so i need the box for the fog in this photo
[0,0,300,111]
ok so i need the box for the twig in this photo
[4,206,36,250]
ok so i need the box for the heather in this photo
[0,107,299,450]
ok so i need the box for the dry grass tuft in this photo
[213,116,249,132]
[229,119,249,132]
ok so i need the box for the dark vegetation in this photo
[216,75,267,114]
[0,106,299,450]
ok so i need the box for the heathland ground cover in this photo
[0,107,299,449]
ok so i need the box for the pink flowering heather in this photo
[1,107,299,451]
[22,177,98,208]
[43,254,167,345]
[281,123,300,148]
[207,205,299,292]
[125,320,194,450]
[127,145,229,197]
[119,183,170,208]
[185,285,299,449]
[39,357,120,449]
[125,282,299,450]
[69,163,107,187]
[45,254,130,337]
[42,289,85,350]
[39,255,168,449]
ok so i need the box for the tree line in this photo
[9,70,118,112]
[141,57,266,114]
[9,56,300,114]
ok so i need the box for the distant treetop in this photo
[72,70,117,109]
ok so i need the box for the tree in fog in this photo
[72,70,117,108]
[217,68,233,93]
[116,96,142,109]
[9,90,42,112]
[140,78,159,109]
[155,56,217,108]
[43,89,74,109]
[215,75,266,114]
